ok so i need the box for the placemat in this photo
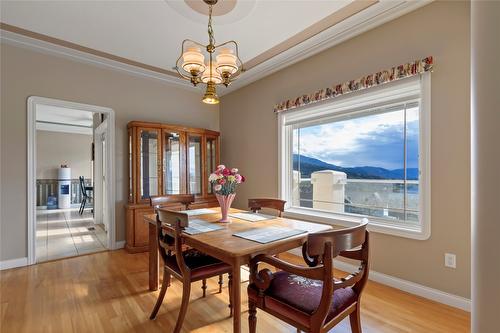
[183,219,224,235]
[233,227,306,244]
[179,208,218,216]
[228,212,275,222]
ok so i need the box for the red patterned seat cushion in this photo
[248,271,357,328]
[165,249,231,280]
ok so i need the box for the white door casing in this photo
[27,96,116,265]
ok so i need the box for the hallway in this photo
[36,208,107,262]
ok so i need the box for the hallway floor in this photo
[36,208,107,262]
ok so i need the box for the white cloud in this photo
[296,108,418,167]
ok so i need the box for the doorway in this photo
[27,96,116,265]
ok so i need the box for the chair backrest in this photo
[156,208,191,276]
[248,198,286,217]
[305,219,369,258]
[79,176,86,197]
[150,194,195,211]
[302,220,370,325]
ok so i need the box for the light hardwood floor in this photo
[0,250,470,333]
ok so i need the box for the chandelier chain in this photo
[208,5,216,47]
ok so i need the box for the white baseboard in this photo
[287,249,471,312]
[114,240,126,249]
[0,257,28,270]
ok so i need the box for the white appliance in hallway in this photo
[57,166,71,209]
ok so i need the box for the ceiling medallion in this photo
[175,0,243,104]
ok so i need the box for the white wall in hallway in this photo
[36,130,92,179]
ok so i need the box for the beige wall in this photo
[36,130,92,179]
[221,1,471,298]
[0,43,219,261]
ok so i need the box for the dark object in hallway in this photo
[78,176,93,215]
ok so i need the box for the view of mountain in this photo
[293,154,419,180]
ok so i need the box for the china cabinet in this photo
[125,121,220,253]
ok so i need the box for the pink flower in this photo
[214,184,222,191]
[222,168,231,176]
[217,164,225,170]
[235,174,242,183]
[219,178,226,185]
[231,168,239,174]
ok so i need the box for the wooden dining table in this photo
[144,207,332,333]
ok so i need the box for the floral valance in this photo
[274,56,433,113]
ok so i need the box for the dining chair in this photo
[149,209,233,333]
[248,198,287,217]
[149,195,225,296]
[247,221,370,333]
[150,194,195,211]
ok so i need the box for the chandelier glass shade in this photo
[181,46,206,75]
[175,0,243,104]
[201,60,223,84]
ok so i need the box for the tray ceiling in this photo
[0,0,431,93]
[1,0,352,68]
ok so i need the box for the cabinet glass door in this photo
[128,128,134,202]
[138,128,160,201]
[163,131,185,195]
[206,136,218,194]
[187,135,202,195]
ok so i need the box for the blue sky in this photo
[295,108,419,170]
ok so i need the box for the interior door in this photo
[102,132,107,231]
[93,119,109,246]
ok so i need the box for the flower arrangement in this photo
[209,165,245,196]
[209,165,245,222]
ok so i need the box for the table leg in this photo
[232,259,242,333]
[148,222,159,291]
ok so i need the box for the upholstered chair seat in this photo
[248,271,358,328]
[164,249,232,281]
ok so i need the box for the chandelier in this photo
[175,0,243,104]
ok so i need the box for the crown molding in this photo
[0,27,198,92]
[0,0,432,97]
[223,0,433,95]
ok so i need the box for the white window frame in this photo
[278,74,431,240]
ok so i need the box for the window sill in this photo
[283,207,431,240]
